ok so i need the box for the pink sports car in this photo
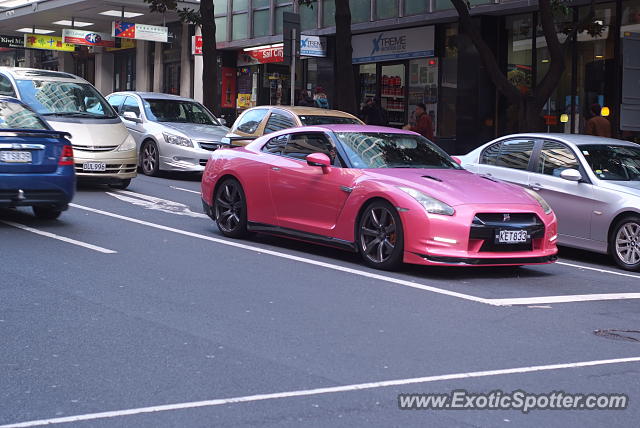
[201,125,558,270]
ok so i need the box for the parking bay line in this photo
[169,185,201,194]
[557,261,640,280]
[68,203,640,306]
[2,356,640,428]
[0,220,116,254]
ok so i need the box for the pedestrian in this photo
[314,87,330,109]
[404,102,434,140]
[585,103,611,138]
[361,97,388,126]
[297,90,315,107]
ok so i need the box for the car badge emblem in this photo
[503,214,511,222]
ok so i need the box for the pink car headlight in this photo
[397,186,455,216]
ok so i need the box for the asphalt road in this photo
[1,172,640,427]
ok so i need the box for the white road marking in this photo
[557,261,640,280]
[2,356,639,427]
[69,203,493,305]
[0,220,116,254]
[169,185,200,195]
[106,190,208,219]
[491,293,640,306]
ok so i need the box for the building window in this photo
[323,0,335,27]
[404,0,427,16]
[216,16,228,42]
[232,0,248,13]
[350,0,370,23]
[253,10,270,37]
[376,0,397,19]
[300,3,317,30]
[435,0,490,11]
[275,3,293,34]
[506,15,534,96]
[232,14,248,40]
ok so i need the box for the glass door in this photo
[380,63,406,127]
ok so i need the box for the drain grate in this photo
[594,329,640,342]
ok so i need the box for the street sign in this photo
[112,21,168,43]
[62,29,115,48]
[300,35,326,57]
[24,34,76,52]
[0,35,24,49]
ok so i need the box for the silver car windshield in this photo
[335,132,461,169]
[581,144,640,181]
[15,79,117,118]
[143,99,220,125]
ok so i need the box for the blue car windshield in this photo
[15,79,117,118]
[581,144,640,181]
[0,101,48,130]
[334,132,461,169]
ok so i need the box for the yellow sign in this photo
[237,93,251,109]
[106,37,136,52]
[24,34,76,52]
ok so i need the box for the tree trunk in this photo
[333,0,357,114]
[518,97,545,132]
[200,0,218,114]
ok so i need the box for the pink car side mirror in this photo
[451,156,462,165]
[306,152,331,169]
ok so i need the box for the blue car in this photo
[0,96,75,219]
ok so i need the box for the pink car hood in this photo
[363,169,537,206]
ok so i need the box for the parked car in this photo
[0,96,75,219]
[106,92,230,176]
[202,125,558,270]
[224,106,363,146]
[0,67,136,189]
[458,133,640,270]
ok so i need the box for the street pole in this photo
[290,28,296,106]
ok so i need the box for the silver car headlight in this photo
[163,132,193,148]
[524,188,553,215]
[116,134,136,151]
[398,186,455,216]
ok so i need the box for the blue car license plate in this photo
[0,151,32,163]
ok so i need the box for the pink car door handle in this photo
[271,167,281,171]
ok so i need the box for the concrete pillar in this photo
[153,42,163,92]
[135,40,151,92]
[23,49,35,68]
[193,26,203,103]
[180,23,192,98]
[94,48,114,95]
[57,52,74,74]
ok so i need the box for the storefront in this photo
[353,26,438,128]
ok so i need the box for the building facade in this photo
[0,0,638,153]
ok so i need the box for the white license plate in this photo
[0,151,32,163]
[83,161,106,172]
[497,230,529,244]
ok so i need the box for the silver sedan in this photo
[106,92,230,176]
[458,133,640,270]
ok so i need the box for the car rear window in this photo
[0,101,48,130]
[299,115,361,126]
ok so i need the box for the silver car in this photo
[459,133,640,271]
[106,92,230,176]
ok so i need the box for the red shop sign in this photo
[246,46,284,64]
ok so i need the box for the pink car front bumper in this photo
[401,203,558,267]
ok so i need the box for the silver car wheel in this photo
[359,206,397,264]
[142,143,158,174]
[615,221,640,266]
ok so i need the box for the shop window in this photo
[253,9,270,37]
[621,0,640,142]
[576,3,616,134]
[376,0,397,20]
[276,5,293,34]
[435,0,491,11]
[322,0,335,27]
[216,17,228,42]
[358,63,376,113]
[350,0,370,23]
[408,58,438,133]
[233,14,248,40]
[506,15,533,96]
[405,0,427,16]
[438,24,458,138]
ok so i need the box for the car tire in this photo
[610,215,640,271]
[214,178,249,238]
[357,200,404,270]
[109,179,131,190]
[140,140,160,176]
[32,206,62,220]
